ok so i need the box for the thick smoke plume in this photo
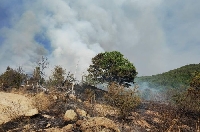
[0,0,200,80]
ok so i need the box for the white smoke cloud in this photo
[0,0,200,80]
[0,10,47,72]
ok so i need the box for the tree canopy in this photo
[87,51,137,87]
[190,72,200,90]
[51,65,66,87]
[0,66,26,88]
[136,63,200,89]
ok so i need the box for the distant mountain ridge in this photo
[136,63,200,89]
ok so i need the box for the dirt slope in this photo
[0,92,35,125]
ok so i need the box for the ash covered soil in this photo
[0,85,199,132]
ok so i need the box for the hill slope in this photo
[136,63,200,89]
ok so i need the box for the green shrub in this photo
[0,66,26,89]
[104,82,141,119]
[173,88,200,113]
[173,73,200,113]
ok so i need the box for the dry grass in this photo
[83,101,119,117]
[32,92,53,111]
[1,100,22,125]
[94,103,119,117]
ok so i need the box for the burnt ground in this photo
[0,84,199,132]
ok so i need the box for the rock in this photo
[153,117,162,123]
[76,108,87,117]
[76,120,84,126]
[83,101,91,107]
[124,124,131,131]
[42,114,53,119]
[86,114,91,118]
[44,125,73,132]
[23,124,31,130]
[180,125,191,131]
[25,108,38,117]
[63,124,73,131]
[53,95,57,100]
[64,109,77,122]
[136,119,151,128]
[45,127,61,132]
[146,128,151,131]
[80,117,120,132]
[46,123,51,127]
[77,99,82,102]
[69,94,76,100]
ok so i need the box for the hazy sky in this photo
[0,0,199,79]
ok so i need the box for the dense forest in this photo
[136,63,200,89]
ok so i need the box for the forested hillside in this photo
[136,63,200,89]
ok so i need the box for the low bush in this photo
[32,92,53,111]
[173,87,200,114]
[104,82,141,119]
[173,73,200,114]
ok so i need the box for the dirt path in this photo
[0,92,35,125]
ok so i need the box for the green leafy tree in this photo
[190,72,200,90]
[87,51,137,87]
[51,65,66,87]
[33,67,41,82]
[16,66,27,84]
[136,63,200,89]
[0,66,26,89]
[29,56,49,86]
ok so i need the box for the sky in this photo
[0,0,200,79]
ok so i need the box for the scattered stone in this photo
[146,128,151,131]
[83,101,90,107]
[86,114,91,118]
[25,108,38,117]
[42,114,52,119]
[53,95,57,100]
[45,127,61,132]
[64,109,77,122]
[76,108,87,117]
[124,125,131,131]
[46,123,51,127]
[23,124,31,130]
[44,125,74,132]
[63,124,73,131]
[180,125,191,131]
[69,94,76,100]
[80,117,120,132]
[77,99,82,103]
[136,119,151,128]
[153,117,163,123]
[76,120,84,126]
[145,110,160,117]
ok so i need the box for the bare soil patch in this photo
[0,92,35,125]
